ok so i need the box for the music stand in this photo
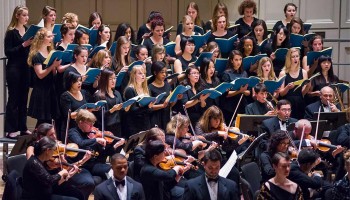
[312,112,347,131]
[123,131,148,155]
[9,135,34,157]
[237,132,267,169]
[237,114,275,137]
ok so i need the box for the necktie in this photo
[115,179,125,186]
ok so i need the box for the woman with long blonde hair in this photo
[279,47,311,119]
[4,5,32,138]
[27,28,61,127]
[123,65,153,137]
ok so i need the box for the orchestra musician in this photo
[245,83,276,116]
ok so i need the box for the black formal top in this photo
[306,75,339,104]
[304,100,341,120]
[165,134,194,155]
[63,65,96,96]
[133,145,146,182]
[284,69,305,119]
[142,37,170,56]
[183,174,239,200]
[137,24,151,45]
[337,123,350,148]
[176,55,197,72]
[4,28,30,69]
[235,17,259,39]
[94,176,145,200]
[22,155,61,200]
[60,90,90,136]
[259,151,275,183]
[55,45,68,99]
[140,160,178,200]
[123,87,152,137]
[245,101,269,115]
[93,90,123,137]
[288,161,329,200]
[148,82,171,131]
[220,69,248,113]
[28,53,60,120]
[258,180,303,200]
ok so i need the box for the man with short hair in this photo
[183,149,239,200]
[94,153,145,200]
[245,83,276,116]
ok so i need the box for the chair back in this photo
[241,162,262,194]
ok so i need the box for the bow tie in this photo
[115,179,125,186]
[207,176,219,183]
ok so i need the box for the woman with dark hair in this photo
[176,2,205,35]
[302,35,325,75]
[237,35,259,75]
[220,50,250,124]
[142,19,170,56]
[174,37,197,81]
[173,66,209,127]
[148,61,171,130]
[272,3,298,32]
[136,11,163,45]
[22,136,80,200]
[199,57,221,107]
[258,152,303,200]
[140,140,189,200]
[251,19,268,47]
[96,24,112,49]
[134,44,152,76]
[88,12,103,29]
[204,2,228,33]
[262,25,290,77]
[307,55,339,104]
[93,68,123,137]
[260,130,290,183]
[235,0,259,39]
[73,29,89,45]
[114,22,136,44]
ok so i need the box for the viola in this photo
[88,127,123,144]
[53,142,99,158]
[48,157,82,172]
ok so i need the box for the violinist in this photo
[165,114,207,155]
[245,83,276,116]
[304,86,341,120]
[288,149,332,200]
[140,140,190,200]
[26,123,94,200]
[331,149,350,200]
[259,130,291,183]
[22,136,81,200]
[68,109,125,181]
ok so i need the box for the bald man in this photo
[305,86,341,120]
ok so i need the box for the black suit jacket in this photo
[304,100,341,120]
[183,174,239,200]
[93,176,145,200]
[261,116,297,137]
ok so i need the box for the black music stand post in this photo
[237,114,275,137]
[312,112,347,131]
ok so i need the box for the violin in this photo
[53,142,99,158]
[88,127,123,144]
[48,157,81,172]
[227,127,255,141]
[182,135,213,145]
[316,139,339,152]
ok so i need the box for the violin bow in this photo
[52,119,63,170]
[182,105,197,136]
[314,106,322,143]
[298,124,306,153]
[227,93,244,131]
[101,106,105,150]
[64,109,71,154]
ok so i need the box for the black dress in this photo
[283,69,305,119]
[220,69,248,125]
[136,24,151,45]
[123,87,152,137]
[177,55,197,72]
[207,30,235,58]
[4,27,30,133]
[63,66,96,96]
[59,90,90,140]
[93,90,123,137]
[142,37,170,56]
[28,53,60,122]
[148,82,171,131]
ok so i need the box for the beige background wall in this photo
[0,0,349,133]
